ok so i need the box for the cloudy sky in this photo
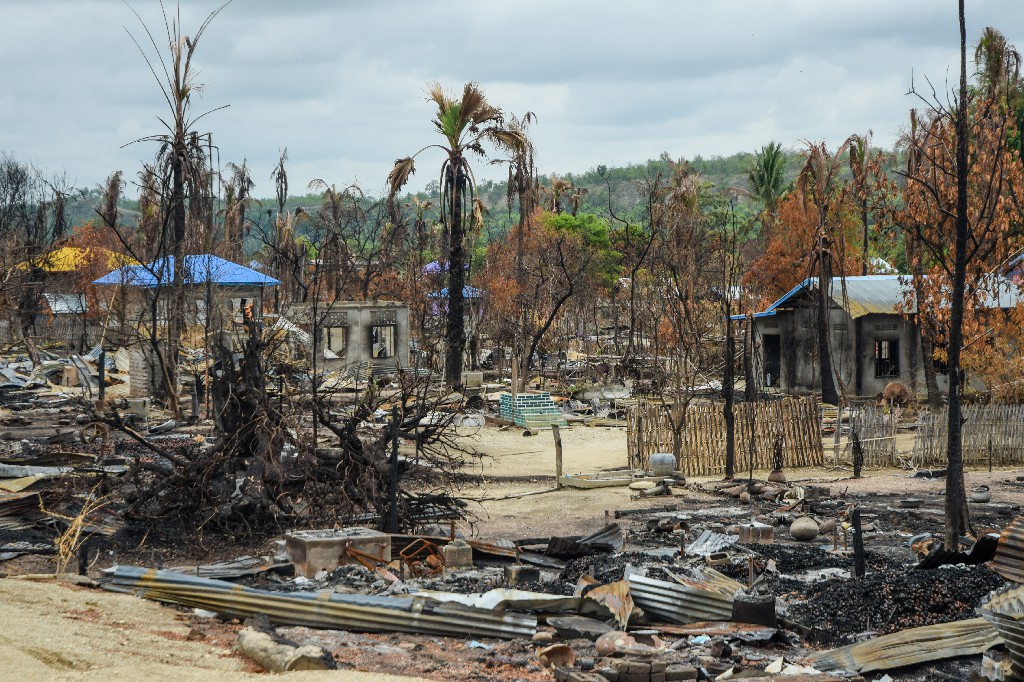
[2,0,1022,198]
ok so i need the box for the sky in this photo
[2,0,1023,199]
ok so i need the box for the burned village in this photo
[3,2,1024,682]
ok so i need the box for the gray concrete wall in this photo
[754,307,953,399]
[286,300,410,372]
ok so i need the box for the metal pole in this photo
[97,350,106,404]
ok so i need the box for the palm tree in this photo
[974,26,1022,105]
[748,142,788,238]
[388,82,526,386]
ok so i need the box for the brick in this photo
[664,664,698,681]
[650,661,667,673]
[650,674,665,682]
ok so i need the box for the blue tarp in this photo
[93,254,279,287]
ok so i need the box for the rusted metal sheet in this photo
[627,574,734,625]
[586,580,633,628]
[978,584,1024,680]
[103,566,536,639]
[808,617,1001,673]
[993,516,1024,584]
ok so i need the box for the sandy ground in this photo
[0,576,430,682]
[460,423,1024,539]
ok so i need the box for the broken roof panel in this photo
[93,254,279,288]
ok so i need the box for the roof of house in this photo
[734,275,1024,321]
[93,254,279,288]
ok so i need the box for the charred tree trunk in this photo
[724,323,736,479]
[816,240,839,405]
[945,0,972,548]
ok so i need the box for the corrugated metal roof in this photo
[627,574,734,624]
[978,584,1024,680]
[754,275,1024,320]
[809,617,1002,673]
[103,566,536,639]
[42,292,86,315]
[93,255,279,287]
[993,515,1024,584]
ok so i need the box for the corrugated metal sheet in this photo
[627,574,734,624]
[808,617,1001,673]
[978,584,1024,680]
[993,516,1024,584]
[42,293,87,315]
[685,530,739,557]
[102,566,535,639]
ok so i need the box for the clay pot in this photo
[971,486,991,503]
[790,516,819,542]
[767,469,787,484]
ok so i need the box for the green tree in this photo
[748,141,788,237]
[387,82,526,386]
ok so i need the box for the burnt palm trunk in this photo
[816,236,839,405]
[163,149,186,417]
[444,163,467,387]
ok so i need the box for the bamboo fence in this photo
[844,405,900,468]
[911,404,1024,468]
[626,397,823,477]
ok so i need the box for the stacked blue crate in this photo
[499,391,568,430]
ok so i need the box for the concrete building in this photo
[738,275,1023,399]
[285,300,410,373]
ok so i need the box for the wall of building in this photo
[754,307,953,399]
[286,301,410,372]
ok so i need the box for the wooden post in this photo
[511,353,519,398]
[852,507,866,578]
[97,351,106,404]
[552,424,563,488]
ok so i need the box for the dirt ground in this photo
[3,422,1023,681]
[0,575,431,682]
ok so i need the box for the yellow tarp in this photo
[18,246,138,273]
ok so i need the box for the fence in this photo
[626,397,823,477]
[911,404,1024,468]
[844,405,900,468]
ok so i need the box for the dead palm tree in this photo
[387,82,526,386]
[125,0,230,416]
[797,140,852,406]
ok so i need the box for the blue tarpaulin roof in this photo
[93,254,279,287]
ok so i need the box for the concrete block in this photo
[284,528,391,577]
[504,564,540,587]
[463,371,483,388]
[664,664,698,681]
[441,539,473,568]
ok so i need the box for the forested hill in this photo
[80,147,881,247]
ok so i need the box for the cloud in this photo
[0,0,1021,197]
